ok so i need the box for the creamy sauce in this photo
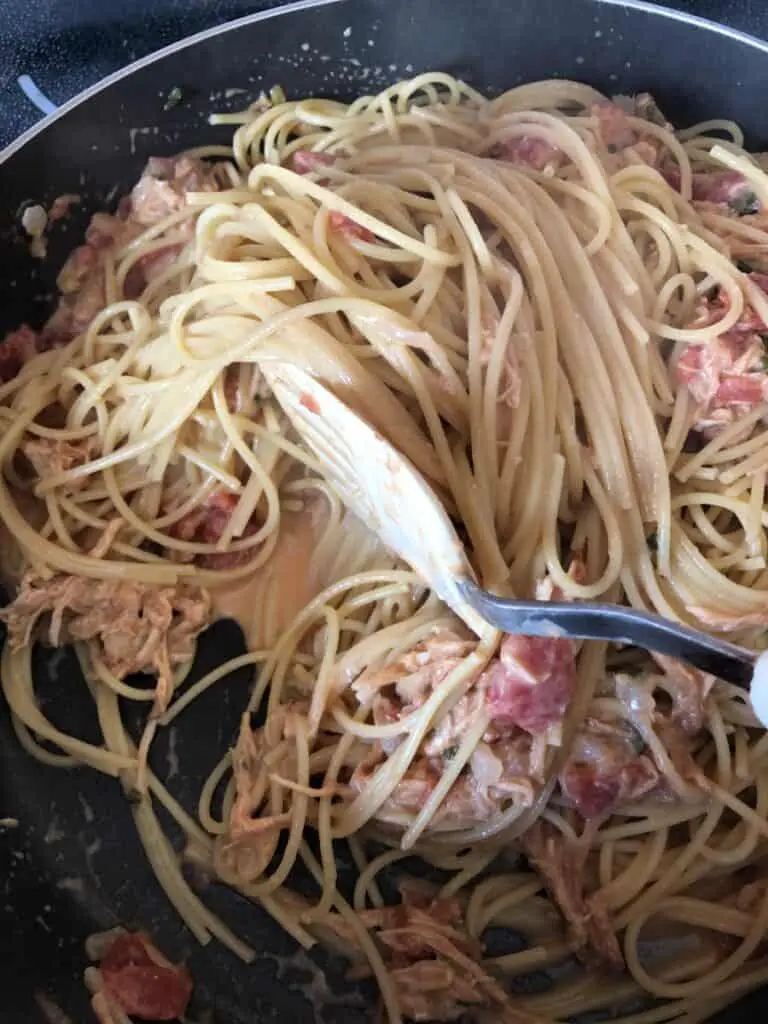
[211,499,330,649]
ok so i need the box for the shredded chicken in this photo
[21,434,97,481]
[358,626,574,757]
[216,707,300,882]
[520,822,624,971]
[352,628,476,706]
[676,274,768,433]
[130,155,219,225]
[319,890,547,1023]
[1,571,210,713]
[351,731,537,834]
[614,673,705,802]
[650,655,716,734]
[347,625,575,832]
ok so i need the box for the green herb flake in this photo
[646,530,658,553]
[736,259,755,274]
[442,745,459,763]
[729,190,760,216]
[163,86,183,111]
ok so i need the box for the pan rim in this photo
[0,0,345,165]
[3,0,768,167]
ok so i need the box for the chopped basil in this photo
[646,530,658,552]
[736,259,755,274]
[729,190,760,216]
[442,744,459,763]
[606,143,619,154]
[163,86,183,111]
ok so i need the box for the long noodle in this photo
[3,74,768,1023]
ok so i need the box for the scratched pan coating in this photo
[3,0,768,1020]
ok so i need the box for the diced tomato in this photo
[328,210,375,242]
[169,491,260,569]
[0,325,41,383]
[197,491,240,544]
[559,762,623,818]
[592,101,637,152]
[292,150,336,175]
[676,333,767,415]
[494,136,562,172]
[129,156,218,226]
[559,720,659,819]
[560,757,658,819]
[713,374,765,406]
[663,167,760,213]
[100,932,192,1021]
[484,635,576,734]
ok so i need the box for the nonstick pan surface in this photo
[3,1,768,1020]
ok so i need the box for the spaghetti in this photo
[3,74,768,1022]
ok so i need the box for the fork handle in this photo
[458,580,755,688]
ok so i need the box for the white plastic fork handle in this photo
[750,650,768,728]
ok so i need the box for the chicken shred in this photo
[1,571,210,713]
[521,822,624,971]
[130,156,220,226]
[21,434,98,481]
[216,708,298,882]
[318,890,547,1023]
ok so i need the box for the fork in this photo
[262,361,768,728]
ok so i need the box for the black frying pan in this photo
[2,0,768,1020]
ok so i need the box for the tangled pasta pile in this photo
[3,74,768,1022]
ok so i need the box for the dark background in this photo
[0,0,767,150]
